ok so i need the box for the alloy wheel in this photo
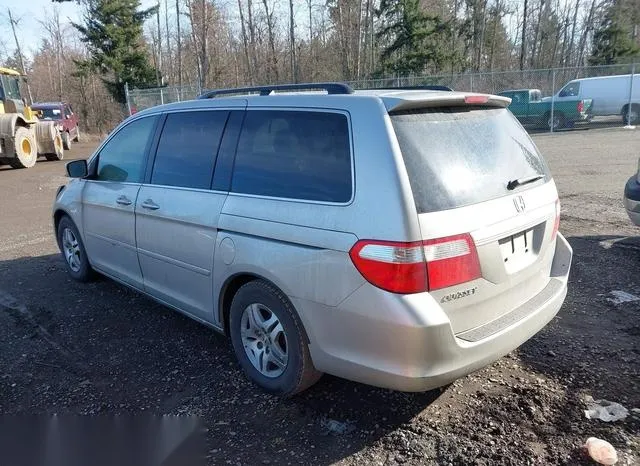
[240,303,289,378]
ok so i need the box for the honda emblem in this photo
[513,195,526,213]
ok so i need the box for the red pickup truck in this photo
[31,102,81,150]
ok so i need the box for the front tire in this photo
[8,126,37,169]
[229,280,322,396]
[45,133,64,161]
[57,216,94,282]
[73,126,81,143]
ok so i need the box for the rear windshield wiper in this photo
[507,175,544,191]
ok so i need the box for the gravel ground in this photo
[0,129,639,465]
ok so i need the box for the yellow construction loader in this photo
[0,66,63,169]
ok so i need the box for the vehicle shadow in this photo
[514,234,640,464]
[0,253,444,466]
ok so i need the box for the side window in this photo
[96,116,157,183]
[151,111,229,189]
[559,82,580,97]
[64,106,72,118]
[232,110,352,202]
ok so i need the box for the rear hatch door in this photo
[390,105,559,334]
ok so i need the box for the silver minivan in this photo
[53,83,573,396]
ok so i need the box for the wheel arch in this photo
[53,209,71,248]
[0,113,30,138]
[218,273,311,344]
[621,102,640,113]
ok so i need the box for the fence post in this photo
[550,70,556,134]
[626,63,635,126]
[469,73,473,91]
[160,87,164,105]
[124,82,132,116]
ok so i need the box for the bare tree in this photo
[261,0,279,82]
[289,0,297,82]
[39,8,66,101]
[520,0,528,70]
[165,0,172,81]
[156,2,163,85]
[176,0,182,88]
[238,0,254,83]
[6,8,33,102]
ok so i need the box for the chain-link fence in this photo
[125,83,202,115]
[126,64,639,133]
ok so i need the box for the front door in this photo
[135,110,230,321]
[82,115,159,288]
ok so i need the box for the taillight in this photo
[552,199,561,240]
[577,101,584,113]
[423,234,481,291]
[349,240,427,294]
[349,233,481,294]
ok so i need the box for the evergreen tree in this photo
[376,0,454,76]
[73,0,158,104]
[589,1,640,65]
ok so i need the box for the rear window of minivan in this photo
[390,107,550,214]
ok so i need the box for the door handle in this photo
[141,199,160,210]
[116,196,132,206]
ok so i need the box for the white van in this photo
[553,74,640,123]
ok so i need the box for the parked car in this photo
[53,83,573,396]
[31,102,81,150]
[552,74,640,124]
[624,159,640,226]
[498,88,593,130]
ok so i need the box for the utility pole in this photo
[7,8,33,103]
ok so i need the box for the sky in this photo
[0,0,157,59]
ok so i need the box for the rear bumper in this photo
[576,111,592,122]
[300,233,572,392]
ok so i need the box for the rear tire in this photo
[57,216,94,282]
[229,280,322,396]
[546,112,565,130]
[8,126,37,169]
[61,131,71,150]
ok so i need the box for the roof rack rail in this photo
[198,82,354,99]
[366,85,454,92]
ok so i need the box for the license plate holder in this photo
[499,228,535,267]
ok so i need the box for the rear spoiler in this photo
[383,93,511,113]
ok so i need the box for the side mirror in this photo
[66,159,88,178]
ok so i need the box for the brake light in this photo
[349,240,427,294]
[423,234,481,291]
[552,200,561,240]
[464,95,489,104]
[349,233,481,294]
[577,101,584,113]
